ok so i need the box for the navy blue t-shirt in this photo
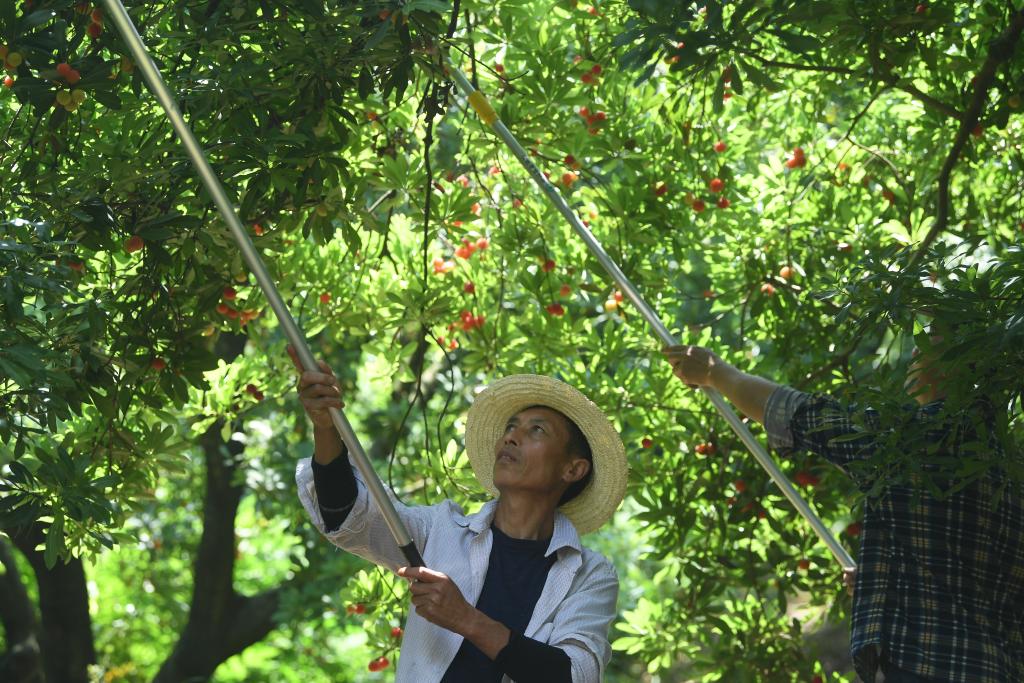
[441,524,556,682]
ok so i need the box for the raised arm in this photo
[662,345,779,424]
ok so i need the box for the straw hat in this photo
[465,375,628,535]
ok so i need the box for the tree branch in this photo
[911,7,1024,265]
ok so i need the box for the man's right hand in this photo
[287,345,344,430]
[661,345,730,389]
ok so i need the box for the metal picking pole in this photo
[102,0,424,567]
[446,63,855,572]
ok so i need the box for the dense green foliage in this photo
[1,0,1022,681]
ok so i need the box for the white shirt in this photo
[296,457,618,682]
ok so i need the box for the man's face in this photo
[492,406,584,497]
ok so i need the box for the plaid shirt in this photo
[765,387,1024,683]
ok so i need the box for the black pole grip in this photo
[399,542,425,567]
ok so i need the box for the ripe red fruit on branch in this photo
[915,3,927,13]
[794,470,820,487]
[641,438,653,449]
[476,237,489,250]
[542,258,556,272]
[124,235,144,253]
[713,140,727,153]
[580,73,594,85]
[216,303,230,315]
[694,442,715,455]
[779,265,794,280]
[760,283,775,296]
[391,626,403,639]
[87,21,103,39]
[367,657,389,672]
[223,286,237,300]
[150,357,166,371]
[2,76,13,88]
[559,284,572,296]
[494,63,504,73]
[845,521,862,537]
[463,281,475,294]
[692,199,706,212]
[590,64,602,75]
[545,303,565,316]
[709,178,724,193]
[56,62,73,77]
[798,558,811,571]
[578,106,589,118]
[785,147,807,168]
[561,171,578,187]
[346,603,366,615]
[319,293,331,304]
[512,198,523,209]
[654,183,668,197]
[716,197,730,209]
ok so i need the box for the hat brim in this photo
[465,375,628,535]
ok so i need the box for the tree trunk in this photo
[0,535,44,683]
[4,525,94,683]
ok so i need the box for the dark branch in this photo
[912,7,1024,265]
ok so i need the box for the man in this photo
[662,343,1024,683]
[292,351,628,682]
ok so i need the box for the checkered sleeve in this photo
[764,386,882,472]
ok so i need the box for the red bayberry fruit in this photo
[641,438,653,449]
[87,21,103,39]
[760,283,775,295]
[654,183,668,197]
[494,63,504,73]
[463,281,475,294]
[846,521,862,537]
[798,559,811,570]
[542,258,556,272]
[559,284,572,296]
[709,178,725,193]
[367,656,389,671]
[692,199,706,212]
[779,265,794,280]
[475,237,489,250]
[512,198,523,209]
[590,64,602,75]
[320,292,331,304]
[391,626,403,639]
[545,302,565,316]
[223,286,237,300]
[580,73,593,85]
[713,140,727,153]
[716,197,730,209]
[124,235,144,253]
[150,357,166,371]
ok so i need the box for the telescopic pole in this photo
[445,62,855,572]
[101,0,424,567]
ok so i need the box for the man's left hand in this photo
[398,566,474,635]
